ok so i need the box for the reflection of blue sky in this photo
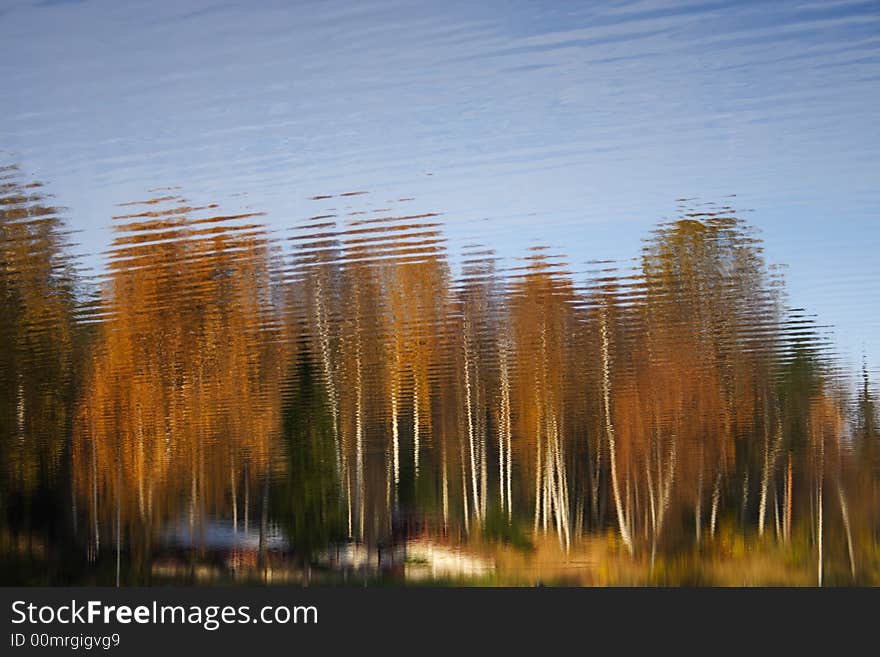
[1,0,878,376]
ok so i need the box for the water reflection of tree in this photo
[72,194,282,570]
[271,348,344,558]
[0,165,80,561]
[1,176,878,585]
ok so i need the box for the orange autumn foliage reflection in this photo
[73,195,283,548]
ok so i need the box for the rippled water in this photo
[1,1,879,586]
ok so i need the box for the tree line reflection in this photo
[1,165,878,585]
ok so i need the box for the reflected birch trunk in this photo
[837,481,855,580]
[600,308,633,555]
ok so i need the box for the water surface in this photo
[1,0,879,585]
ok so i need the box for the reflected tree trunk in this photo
[600,309,633,556]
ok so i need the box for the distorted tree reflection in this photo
[0,165,80,572]
[72,194,282,572]
[1,179,877,585]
